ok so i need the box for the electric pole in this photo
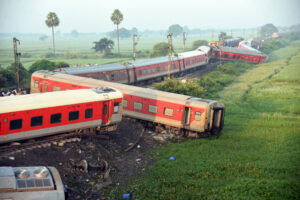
[183,32,187,52]
[13,37,21,90]
[167,33,173,79]
[132,34,137,61]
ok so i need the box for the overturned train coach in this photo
[0,166,66,200]
[31,71,225,136]
[0,88,123,144]
[211,46,268,64]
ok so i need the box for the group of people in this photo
[0,88,29,97]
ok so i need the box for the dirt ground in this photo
[0,118,175,199]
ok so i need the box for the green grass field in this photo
[0,31,256,69]
[107,42,300,199]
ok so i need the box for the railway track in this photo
[0,130,109,156]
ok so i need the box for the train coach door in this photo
[183,107,191,126]
[102,101,110,124]
[212,108,224,131]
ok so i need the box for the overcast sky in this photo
[0,0,299,33]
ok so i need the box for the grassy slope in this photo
[108,42,300,199]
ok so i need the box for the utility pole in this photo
[132,34,137,61]
[13,37,21,90]
[183,32,187,52]
[167,33,173,79]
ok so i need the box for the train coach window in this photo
[173,64,176,69]
[237,56,240,59]
[9,119,22,130]
[123,100,128,108]
[34,80,39,88]
[152,68,155,73]
[148,105,157,113]
[134,102,142,110]
[225,54,228,58]
[111,74,115,81]
[157,67,160,72]
[161,66,164,71]
[106,75,110,81]
[31,116,43,127]
[51,113,61,124]
[121,73,125,79]
[195,112,201,121]
[233,55,236,59]
[85,109,93,119]
[228,55,232,58]
[100,75,104,80]
[241,56,244,59]
[143,69,147,74]
[245,57,248,60]
[138,70,142,75]
[117,73,120,80]
[44,83,48,91]
[148,68,151,73]
[164,108,173,117]
[114,103,119,113]
[69,111,79,121]
[53,86,61,91]
[103,105,108,115]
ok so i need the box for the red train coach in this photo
[212,46,268,64]
[31,71,225,136]
[0,88,123,144]
[57,46,211,85]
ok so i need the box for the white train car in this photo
[0,166,66,200]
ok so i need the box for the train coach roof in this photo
[59,63,126,75]
[215,46,266,56]
[131,56,181,67]
[0,88,122,113]
[178,48,209,58]
[33,71,215,107]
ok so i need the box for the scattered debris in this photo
[122,193,132,199]
[8,156,15,160]
[169,157,176,161]
[79,160,88,173]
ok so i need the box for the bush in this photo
[55,61,70,68]
[0,63,30,88]
[154,78,204,97]
[192,40,208,49]
[154,61,254,98]
[29,59,56,73]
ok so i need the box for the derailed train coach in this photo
[31,71,225,136]
[0,88,123,144]
[56,46,211,85]
[0,166,66,200]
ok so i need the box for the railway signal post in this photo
[167,32,173,78]
[13,37,21,90]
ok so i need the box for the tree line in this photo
[0,60,69,89]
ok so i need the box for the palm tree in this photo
[45,12,60,56]
[110,9,123,56]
